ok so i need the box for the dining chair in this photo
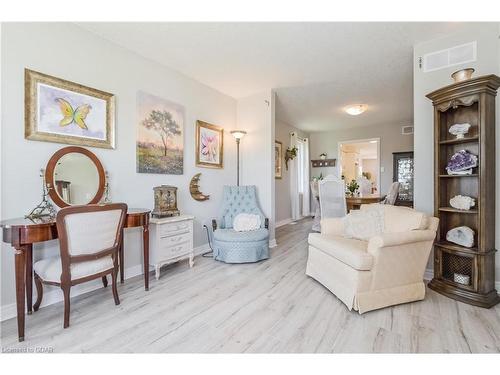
[381,182,401,205]
[33,203,127,328]
[356,176,372,195]
[318,174,347,219]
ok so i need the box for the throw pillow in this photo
[343,207,384,241]
[233,213,261,232]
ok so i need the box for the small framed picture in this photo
[196,120,224,169]
[25,69,115,149]
[275,140,283,179]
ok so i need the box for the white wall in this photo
[236,91,276,242]
[1,23,238,316]
[274,119,309,223]
[309,122,414,195]
[413,23,500,283]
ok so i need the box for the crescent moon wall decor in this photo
[190,173,210,201]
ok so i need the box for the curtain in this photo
[302,138,311,216]
[290,132,300,220]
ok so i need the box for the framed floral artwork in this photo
[196,120,224,169]
[275,140,283,179]
[25,69,115,149]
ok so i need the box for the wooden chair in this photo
[33,203,127,328]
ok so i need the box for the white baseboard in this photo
[0,243,212,323]
[275,218,293,228]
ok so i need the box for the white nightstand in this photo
[149,215,195,280]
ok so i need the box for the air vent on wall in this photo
[422,41,476,73]
[402,125,414,135]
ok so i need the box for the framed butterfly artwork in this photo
[195,120,223,169]
[25,69,115,149]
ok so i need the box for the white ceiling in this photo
[77,22,477,132]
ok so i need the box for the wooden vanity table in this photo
[0,146,151,342]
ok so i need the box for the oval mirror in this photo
[45,146,105,207]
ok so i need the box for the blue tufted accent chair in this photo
[208,185,270,263]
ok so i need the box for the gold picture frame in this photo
[25,69,115,149]
[275,140,283,179]
[195,120,224,169]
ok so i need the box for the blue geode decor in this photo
[446,150,478,175]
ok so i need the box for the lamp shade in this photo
[230,130,247,140]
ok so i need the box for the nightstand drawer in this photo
[164,242,191,258]
[159,221,190,236]
[160,232,191,248]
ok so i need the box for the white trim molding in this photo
[275,218,293,228]
[269,239,277,248]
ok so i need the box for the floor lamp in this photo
[230,130,247,186]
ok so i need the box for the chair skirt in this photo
[213,238,269,263]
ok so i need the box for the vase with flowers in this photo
[346,179,359,197]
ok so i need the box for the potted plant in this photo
[285,146,298,170]
[319,153,327,160]
[346,179,359,197]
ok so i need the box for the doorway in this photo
[338,138,380,195]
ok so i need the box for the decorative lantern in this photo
[152,185,179,218]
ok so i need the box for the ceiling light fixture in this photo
[345,104,367,116]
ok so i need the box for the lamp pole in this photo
[231,130,247,187]
[236,137,240,186]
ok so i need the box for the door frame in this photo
[337,137,381,194]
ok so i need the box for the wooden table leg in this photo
[14,246,27,342]
[25,244,33,315]
[119,229,124,284]
[143,224,149,291]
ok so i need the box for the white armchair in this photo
[306,204,438,313]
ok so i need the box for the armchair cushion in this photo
[34,255,114,283]
[214,228,269,242]
[308,233,373,271]
[361,204,428,233]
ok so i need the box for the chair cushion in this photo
[214,228,269,242]
[308,233,373,271]
[34,255,114,283]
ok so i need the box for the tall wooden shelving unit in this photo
[427,75,500,308]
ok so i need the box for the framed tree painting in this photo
[195,120,223,169]
[136,91,184,174]
[25,69,115,149]
[275,140,283,179]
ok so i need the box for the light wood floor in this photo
[2,218,500,353]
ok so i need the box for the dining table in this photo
[345,194,382,211]
[1,207,150,342]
